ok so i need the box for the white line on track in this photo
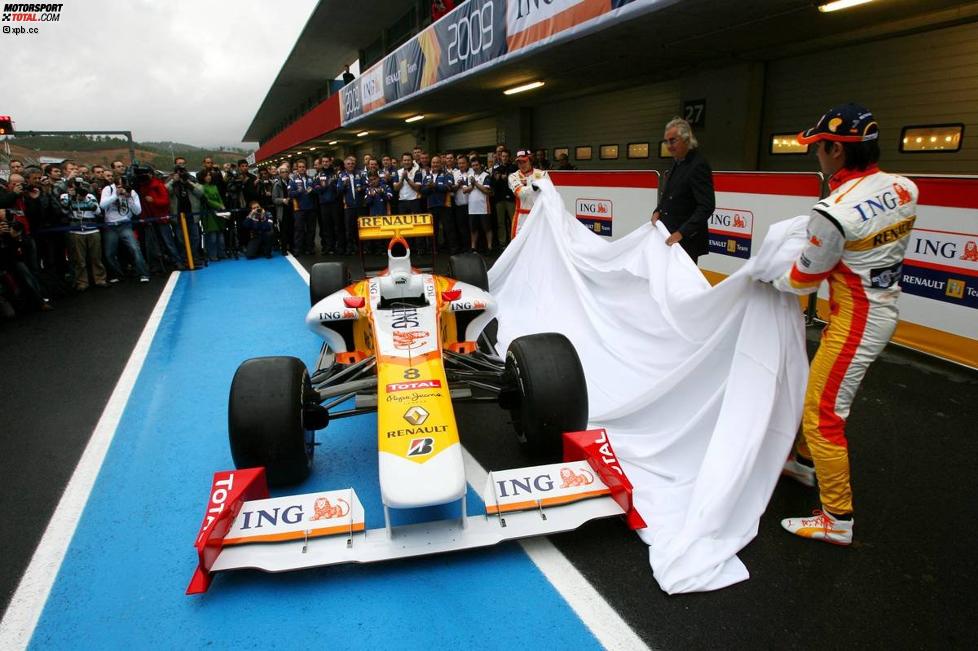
[0,272,181,651]
[294,254,649,651]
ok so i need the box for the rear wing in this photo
[357,213,436,273]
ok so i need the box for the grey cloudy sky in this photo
[3,0,318,148]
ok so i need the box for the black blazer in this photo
[656,148,716,257]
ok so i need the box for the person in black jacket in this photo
[651,117,715,264]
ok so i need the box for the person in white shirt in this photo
[393,153,423,214]
[100,179,150,282]
[464,157,493,253]
[452,155,471,252]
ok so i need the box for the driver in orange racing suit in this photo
[774,103,918,545]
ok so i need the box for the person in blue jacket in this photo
[336,156,364,255]
[314,160,340,255]
[422,155,455,255]
[364,172,393,216]
[288,160,317,255]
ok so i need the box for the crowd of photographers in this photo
[0,144,554,319]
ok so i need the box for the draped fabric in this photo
[488,179,810,593]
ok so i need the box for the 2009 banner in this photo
[340,0,658,125]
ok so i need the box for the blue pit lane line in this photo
[28,257,603,649]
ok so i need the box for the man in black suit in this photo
[651,117,715,264]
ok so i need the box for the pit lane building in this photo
[245,0,978,175]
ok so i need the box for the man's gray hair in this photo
[665,117,698,149]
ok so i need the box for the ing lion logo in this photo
[310,496,350,520]
[393,330,430,350]
[733,214,746,229]
[597,204,608,214]
[894,183,913,206]
[559,467,595,488]
[961,240,978,262]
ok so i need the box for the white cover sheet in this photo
[488,179,810,593]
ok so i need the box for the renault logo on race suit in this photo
[310,496,350,520]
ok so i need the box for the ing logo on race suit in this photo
[310,496,350,520]
[559,467,594,488]
[894,183,913,206]
[393,329,430,350]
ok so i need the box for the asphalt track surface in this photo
[1,250,976,649]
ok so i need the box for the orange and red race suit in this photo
[774,165,918,514]
[508,168,549,239]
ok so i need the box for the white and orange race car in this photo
[187,215,644,594]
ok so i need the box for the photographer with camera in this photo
[198,157,227,202]
[60,177,108,290]
[242,200,274,259]
[100,176,150,283]
[134,164,183,272]
[0,207,53,312]
[166,163,205,268]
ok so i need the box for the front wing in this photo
[187,430,645,594]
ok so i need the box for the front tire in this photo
[505,333,588,458]
[228,356,315,487]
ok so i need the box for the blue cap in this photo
[798,103,879,145]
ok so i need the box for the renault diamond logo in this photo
[403,406,429,426]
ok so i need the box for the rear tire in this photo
[449,252,490,342]
[228,356,315,487]
[505,333,588,459]
[310,262,349,307]
[310,261,354,350]
[448,252,488,290]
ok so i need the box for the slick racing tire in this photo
[310,262,354,350]
[448,252,493,346]
[228,356,315,487]
[310,261,350,307]
[505,333,588,458]
[448,252,488,290]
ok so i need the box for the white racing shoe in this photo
[781,456,817,487]
[781,510,853,545]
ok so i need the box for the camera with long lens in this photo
[73,177,93,195]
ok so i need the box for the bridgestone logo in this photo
[3,3,63,10]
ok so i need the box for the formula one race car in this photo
[187,214,643,594]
